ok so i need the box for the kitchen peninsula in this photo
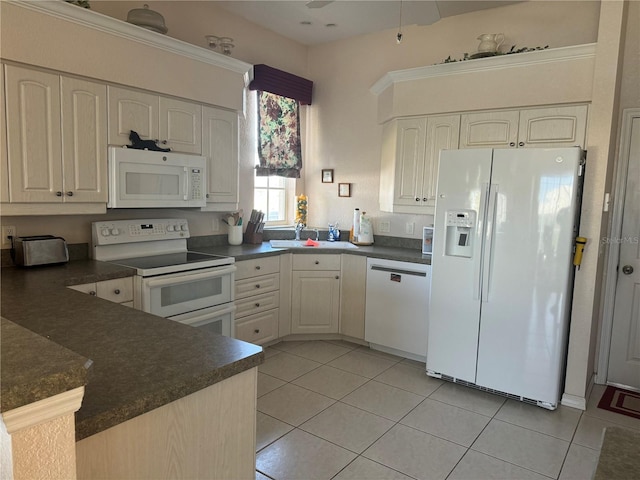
[0,260,263,479]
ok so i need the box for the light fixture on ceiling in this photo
[396,0,404,44]
[205,35,235,56]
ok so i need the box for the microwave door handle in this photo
[183,167,189,200]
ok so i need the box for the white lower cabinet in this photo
[234,256,280,345]
[69,277,134,307]
[291,254,341,335]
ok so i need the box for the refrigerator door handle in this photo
[482,184,499,303]
[474,182,490,301]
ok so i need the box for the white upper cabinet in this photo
[380,114,459,214]
[108,86,201,154]
[60,76,108,203]
[5,66,62,203]
[4,65,107,206]
[201,106,239,211]
[517,105,588,148]
[460,110,519,149]
[460,105,587,149]
[159,97,202,154]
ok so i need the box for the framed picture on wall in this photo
[322,169,334,183]
[338,183,351,197]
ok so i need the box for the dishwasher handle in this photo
[369,265,427,277]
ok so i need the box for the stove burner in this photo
[109,251,233,276]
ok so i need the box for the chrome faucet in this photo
[312,229,319,241]
[295,222,305,241]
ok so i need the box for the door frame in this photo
[596,107,640,384]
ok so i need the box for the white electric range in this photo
[92,218,236,337]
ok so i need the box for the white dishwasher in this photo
[365,258,431,361]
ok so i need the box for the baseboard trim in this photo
[561,392,587,410]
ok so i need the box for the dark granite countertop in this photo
[1,317,91,412]
[190,242,431,264]
[0,261,263,440]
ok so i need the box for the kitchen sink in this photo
[269,240,358,249]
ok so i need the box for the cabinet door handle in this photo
[66,191,74,196]
[206,194,210,198]
[315,260,320,265]
[509,142,516,147]
[518,141,525,147]
[255,284,260,289]
[422,197,427,202]
[255,265,261,270]
[89,291,96,296]
[56,191,63,197]
[114,289,121,295]
[254,329,260,334]
[255,303,260,307]
[415,197,420,202]
[335,275,340,280]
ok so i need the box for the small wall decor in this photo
[127,130,170,152]
[322,169,334,183]
[338,183,351,197]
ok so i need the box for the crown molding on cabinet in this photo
[370,43,597,95]
[9,0,253,85]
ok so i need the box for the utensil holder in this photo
[228,225,243,245]
[243,221,263,244]
[244,231,263,244]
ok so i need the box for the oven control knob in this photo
[110,228,119,236]
[180,224,188,231]
[101,228,110,237]
[167,225,175,232]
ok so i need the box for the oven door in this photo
[169,303,236,338]
[138,265,236,318]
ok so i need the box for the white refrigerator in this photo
[426,147,584,409]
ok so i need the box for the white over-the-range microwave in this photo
[108,146,207,208]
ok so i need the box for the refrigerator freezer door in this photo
[427,148,493,383]
[475,147,582,404]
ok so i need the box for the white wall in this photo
[303,0,600,236]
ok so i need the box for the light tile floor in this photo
[255,340,640,480]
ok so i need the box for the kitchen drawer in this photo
[69,282,98,296]
[292,254,341,271]
[68,277,134,304]
[96,277,134,303]
[235,291,279,318]
[235,273,279,299]
[235,256,280,280]
[235,309,279,345]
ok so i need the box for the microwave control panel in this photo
[92,218,190,245]
[190,168,203,201]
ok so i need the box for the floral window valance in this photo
[256,91,302,178]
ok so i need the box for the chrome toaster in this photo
[13,235,69,267]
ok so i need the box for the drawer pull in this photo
[335,275,339,280]
[255,284,260,289]
[255,265,261,270]
[89,291,96,296]
[255,303,260,307]
[254,329,260,334]
[114,289,121,295]
[315,260,320,265]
